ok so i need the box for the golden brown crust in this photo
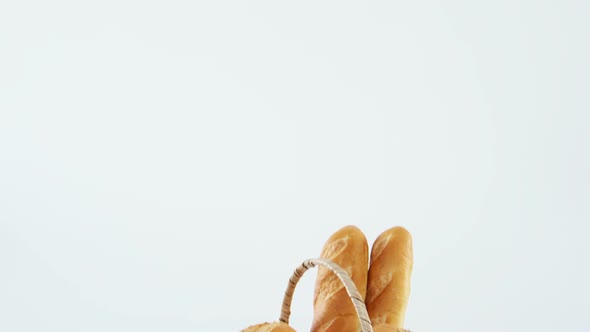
[311,225,369,332]
[372,324,410,332]
[366,226,413,328]
[241,321,296,332]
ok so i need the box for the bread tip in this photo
[378,226,412,239]
[327,225,366,241]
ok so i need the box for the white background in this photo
[1,1,589,331]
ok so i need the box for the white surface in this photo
[1,1,589,331]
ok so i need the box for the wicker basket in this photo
[279,258,410,332]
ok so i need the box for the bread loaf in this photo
[372,324,409,332]
[311,225,369,332]
[365,226,413,329]
[242,321,296,332]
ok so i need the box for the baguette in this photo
[242,322,296,332]
[311,225,369,332]
[372,324,408,332]
[365,226,413,329]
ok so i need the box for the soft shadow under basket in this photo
[279,258,410,332]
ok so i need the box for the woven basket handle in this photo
[279,258,374,332]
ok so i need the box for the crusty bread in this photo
[372,324,409,332]
[365,226,413,329]
[311,225,369,332]
[241,321,296,332]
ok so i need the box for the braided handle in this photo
[279,258,374,332]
